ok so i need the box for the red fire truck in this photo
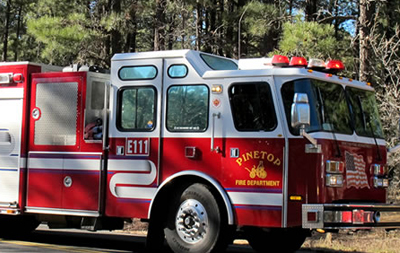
[0,50,399,253]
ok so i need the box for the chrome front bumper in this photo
[302,204,400,229]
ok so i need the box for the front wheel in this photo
[246,227,308,253]
[164,183,228,253]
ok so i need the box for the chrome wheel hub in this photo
[176,199,208,244]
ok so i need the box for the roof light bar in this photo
[325,60,345,73]
[307,59,325,69]
[271,55,289,67]
[290,57,307,67]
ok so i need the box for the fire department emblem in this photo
[245,161,267,179]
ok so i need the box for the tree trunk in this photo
[154,0,166,51]
[196,0,202,51]
[3,0,11,61]
[359,0,375,81]
[111,0,122,55]
[14,3,22,61]
[305,0,317,21]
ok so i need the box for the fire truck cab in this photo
[1,51,400,253]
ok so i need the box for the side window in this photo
[118,87,156,131]
[84,80,107,141]
[167,85,209,132]
[119,66,157,80]
[229,82,277,131]
[168,64,188,78]
[34,82,78,146]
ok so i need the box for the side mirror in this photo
[291,93,310,129]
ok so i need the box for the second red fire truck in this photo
[0,50,400,253]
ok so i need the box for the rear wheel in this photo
[246,227,308,253]
[0,215,40,237]
[164,183,228,253]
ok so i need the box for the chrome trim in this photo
[25,207,99,217]
[0,202,18,208]
[28,151,103,155]
[148,170,234,225]
[303,203,400,229]
[211,112,221,152]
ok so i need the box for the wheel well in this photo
[149,175,233,226]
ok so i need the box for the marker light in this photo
[307,59,325,69]
[326,161,344,174]
[289,57,307,67]
[271,55,289,67]
[13,73,23,83]
[211,85,223,94]
[325,60,345,72]
[0,73,12,84]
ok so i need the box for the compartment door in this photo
[26,74,92,212]
[0,94,23,205]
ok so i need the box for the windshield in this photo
[281,79,383,138]
[346,86,383,138]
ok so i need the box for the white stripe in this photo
[0,88,23,99]
[228,192,283,206]
[64,159,100,170]
[28,158,100,171]
[28,158,63,169]
[108,159,152,172]
[113,187,157,199]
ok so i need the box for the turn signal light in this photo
[326,160,344,174]
[371,164,388,176]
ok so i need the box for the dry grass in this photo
[123,219,400,252]
[302,229,400,253]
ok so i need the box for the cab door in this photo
[106,59,163,218]
[220,78,286,228]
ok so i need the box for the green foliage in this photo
[27,14,92,64]
[275,17,337,59]
[244,1,283,37]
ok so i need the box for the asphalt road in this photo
[0,226,342,253]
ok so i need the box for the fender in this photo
[148,170,235,225]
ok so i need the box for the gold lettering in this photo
[254,151,260,159]
[236,158,243,166]
[267,154,274,162]
[235,180,246,186]
[246,152,253,161]
[245,180,281,187]
[274,158,281,166]
[261,151,268,159]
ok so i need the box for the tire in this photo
[0,215,40,237]
[246,227,308,253]
[164,183,227,253]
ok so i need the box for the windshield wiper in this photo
[316,86,342,157]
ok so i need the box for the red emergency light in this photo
[325,60,345,73]
[13,73,23,83]
[289,57,307,67]
[271,55,289,67]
